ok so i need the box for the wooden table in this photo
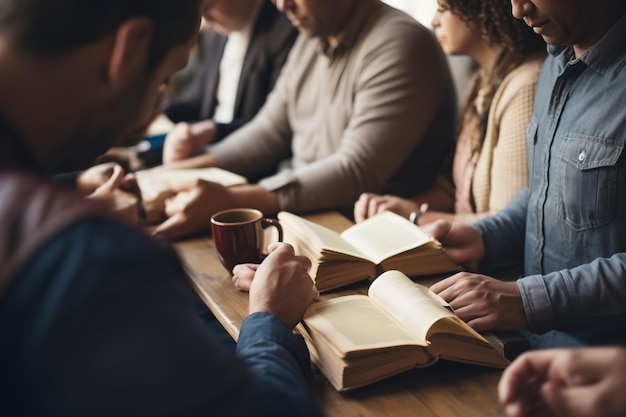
[174,211,507,417]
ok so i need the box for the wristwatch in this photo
[409,203,429,225]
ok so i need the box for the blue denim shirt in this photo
[475,15,626,335]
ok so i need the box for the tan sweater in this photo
[456,55,545,223]
[209,0,456,213]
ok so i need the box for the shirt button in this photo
[578,151,586,162]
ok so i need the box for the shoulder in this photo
[0,172,110,293]
[503,55,546,89]
[361,4,438,50]
[350,3,445,77]
[254,1,298,43]
[493,54,546,109]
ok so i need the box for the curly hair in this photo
[444,0,545,151]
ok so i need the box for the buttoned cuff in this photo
[517,275,556,334]
[237,312,312,377]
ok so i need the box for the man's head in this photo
[0,0,202,172]
[273,0,356,41]
[201,0,263,35]
[510,0,626,56]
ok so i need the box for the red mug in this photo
[210,208,283,273]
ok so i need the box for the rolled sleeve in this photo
[517,275,555,334]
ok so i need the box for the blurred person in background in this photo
[355,0,546,225]
[153,0,457,240]
[163,0,298,162]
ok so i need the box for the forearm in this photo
[237,313,322,417]
[518,253,626,334]
[231,184,280,216]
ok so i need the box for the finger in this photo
[96,164,125,193]
[267,241,295,255]
[152,213,193,240]
[354,196,367,223]
[232,264,258,291]
[429,272,464,294]
[541,383,594,417]
[499,351,555,405]
[422,219,451,241]
[312,285,320,301]
[367,197,382,219]
[233,263,260,274]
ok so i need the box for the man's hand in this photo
[152,179,234,240]
[354,192,420,223]
[162,120,216,164]
[499,347,626,417]
[430,272,527,332]
[244,243,318,329]
[422,219,485,270]
[85,163,143,224]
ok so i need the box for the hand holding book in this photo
[298,270,510,391]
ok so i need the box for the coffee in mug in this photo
[210,208,283,272]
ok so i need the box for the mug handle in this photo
[261,218,283,244]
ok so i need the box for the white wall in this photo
[382,0,437,27]
[383,0,474,108]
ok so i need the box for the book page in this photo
[278,212,368,261]
[136,167,247,223]
[368,270,457,342]
[340,211,434,264]
[136,167,247,200]
[303,295,423,358]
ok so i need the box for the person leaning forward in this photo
[153,0,457,240]
[426,0,626,349]
[0,1,323,416]
[162,0,298,158]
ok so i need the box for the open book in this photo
[277,210,460,292]
[298,270,510,391]
[135,167,247,223]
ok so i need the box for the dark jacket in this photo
[165,0,297,141]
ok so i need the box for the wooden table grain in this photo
[174,211,507,417]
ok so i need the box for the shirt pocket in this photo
[556,133,623,230]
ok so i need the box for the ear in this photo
[106,17,154,89]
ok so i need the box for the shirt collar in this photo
[548,13,626,74]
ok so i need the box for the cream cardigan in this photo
[460,55,545,223]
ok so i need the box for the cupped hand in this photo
[430,272,527,332]
[499,347,626,417]
[85,164,142,223]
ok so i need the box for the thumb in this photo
[152,213,187,241]
[96,164,125,193]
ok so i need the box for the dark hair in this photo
[0,0,201,69]
[444,0,546,151]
